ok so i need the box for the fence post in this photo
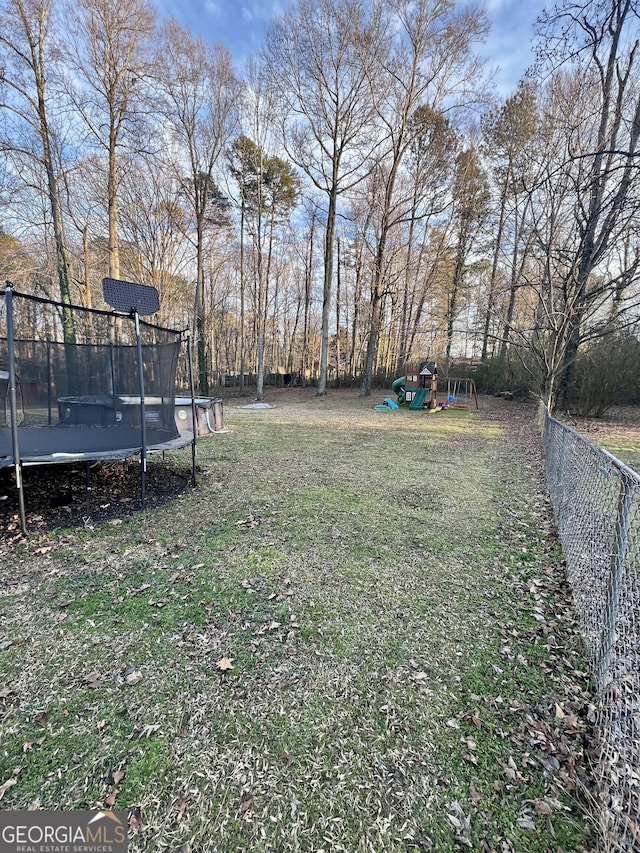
[598,469,634,690]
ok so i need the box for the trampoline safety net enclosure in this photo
[0,286,192,468]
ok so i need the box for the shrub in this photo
[569,332,640,417]
[474,353,536,398]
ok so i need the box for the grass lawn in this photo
[565,406,640,474]
[589,431,640,474]
[0,391,595,851]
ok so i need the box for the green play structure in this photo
[391,362,438,409]
[388,364,478,411]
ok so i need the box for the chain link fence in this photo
[541,408,640,851]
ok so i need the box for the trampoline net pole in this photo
[134,310,147,509]
[5,283,27,533]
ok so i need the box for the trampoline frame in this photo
[1,282,200,533]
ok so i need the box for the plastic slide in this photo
[374,396,400,412]
[408,388,428,410]
[391,376,406,404]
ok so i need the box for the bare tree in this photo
[228,135,300,399]
[65,0,156,281]
[530,0,640,410]
[263,0,382,395]
[118,161,193,325]
[480,86,538,359]
[444,146,490,366]
[359,0,488,395]
[155,21,240,393]
[396,107,457,375]
[0,0,76,340]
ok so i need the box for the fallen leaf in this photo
[113,770,125,785]
[469,780,483,805]
[22,737,45,752]
[258,620,281,634]
[83,671,102,688]
[0,778,17,800]
[563,713,580,729]
[124,669,143,685]
[129,808,142,831]
[216,657,234,671]
[447,801,472,848]
[174,794,188,820]
[239,792,254,814]
[104,789,119,807]
[541,755,561,775]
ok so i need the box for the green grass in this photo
[597,437,640,473]
[0,391,595,851]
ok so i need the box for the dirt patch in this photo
[0,456,195,544]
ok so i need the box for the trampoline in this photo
[1,281,202,532]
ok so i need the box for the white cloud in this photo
[485,0,511,11]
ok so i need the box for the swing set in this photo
[441,377,478,409]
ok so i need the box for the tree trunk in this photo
[482,171,508,360]
[302,216,314,385]
[195,222,208,395]
[239,195,246,390]
[108,126,120,280]
[318,185,338,396]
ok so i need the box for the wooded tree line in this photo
[1,0,639,410]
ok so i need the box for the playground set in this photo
[376,361,478,412]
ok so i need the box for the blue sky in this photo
[153,0,547,96]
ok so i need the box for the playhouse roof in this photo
[419,361,437,376]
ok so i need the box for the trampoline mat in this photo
[0,425,192,467]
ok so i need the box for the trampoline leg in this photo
[140,453,146,510]
[85,462,92,512]
[6,284,27,534]
[15,464,27,535]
